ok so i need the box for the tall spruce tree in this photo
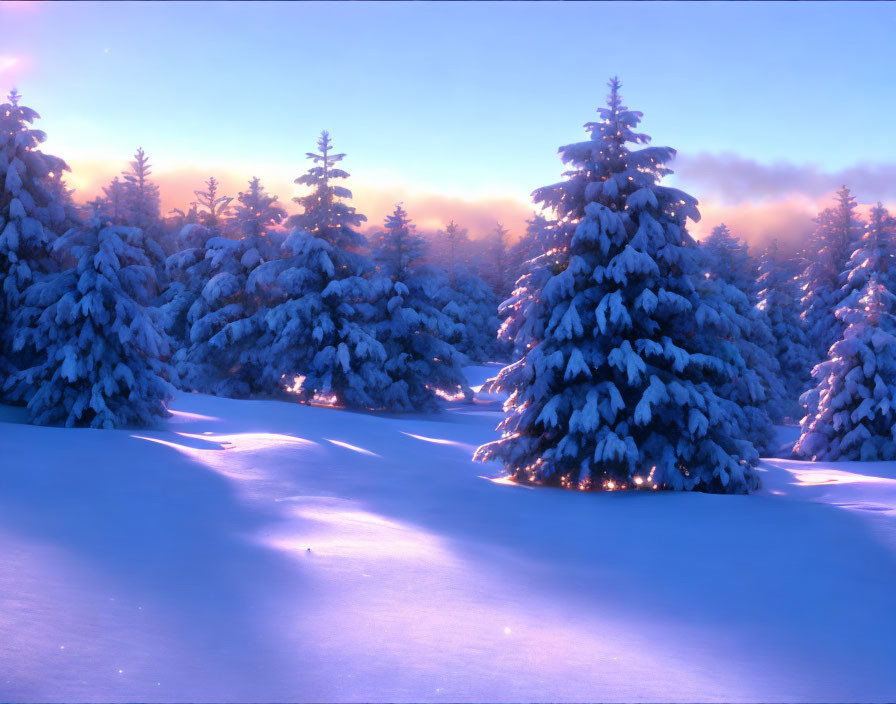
[700,224,784,440]
[756,239,814,421]
[0,90,68,402]
[796,275,896,460]
[175,178,287,397]
[370,204,467,410]
[702,223,758,302]
[253,132,387,407]
[122,148,161,231]
[800,186,864,359]
[475,78,760,493]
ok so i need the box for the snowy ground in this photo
[1,365,896,703]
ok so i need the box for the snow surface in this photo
[1,366,895,702]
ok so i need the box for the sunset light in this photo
[1,2,895,703]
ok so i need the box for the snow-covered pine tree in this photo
[370,204,467,410]
[121,148,166,282]
[252,231,388,406]
[800,186,865,359]
[194,177,233,232]
[370,203,426,281]
[756,239,814,421]
[796,275,896,460]
[252,132,387,407]
[499,215,567,359]
[702,223,758,302]
[699,223,785,439]
[430,267,504,363]
[230,176,286,255]
[8,209,173,428]
[0,89,68,402]
[694,246,783,451]
[475,78,760,493]
[100,177,129,225]
[161,221,214,385]
[420,219,506,362]
[840,202,896,308]
[175,178,287,397]
[436,220,472,284]
[176,237,260,395]
[122,148,161,231]
[506,213,561,285]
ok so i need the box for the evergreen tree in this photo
[370,204,468,410]
[694,250,782,451]
[176,236,270,396]
[475,78,760,493]
[253,132,386,407]
[840,202,896,307]
[370,203,426,281]
[499,216,567,359]
[230,176,286,251]
[100,176,129,225]
[800,186,864,358]
[161,222,214,384]
[173,178,287,397]
[506,213,563,286]
[756,239,814,421]
[699,224,784,441]
[0,89,68,401]
[252,231,388,406]
[422,220,505,363]
[122,147,161,230]
[437,220,472,284]
[431,268,504,363]
[118,148,166,288]
[288,130,366,250]
[796,275,896,460]
[702,223,758,301]
[194,176,233,231]
[8,210,172,428]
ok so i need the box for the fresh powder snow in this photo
[1,366,895,702]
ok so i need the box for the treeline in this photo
[0,91,529,426]
[3,81,895,496]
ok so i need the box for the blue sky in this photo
[1,1,893,239]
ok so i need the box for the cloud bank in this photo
[673,152,896,205]
[64,150,896,253]
[673,153,896,249]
